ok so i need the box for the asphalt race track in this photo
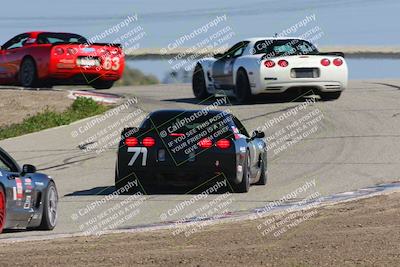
[1,79,399,240]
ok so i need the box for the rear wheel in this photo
[192,64,211,100]
[38,181,58,230]
[319,91,341,101]
[0,186,6,233]
[234,69,252,104]
[255,153,267,185]
[232,151,250,193]
[19,58,38,88]
[91,80,114,90]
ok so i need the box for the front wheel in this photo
[319,91,341,101]
[91,80,114,90]
[38,181,58,230]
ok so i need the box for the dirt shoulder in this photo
[0,89,72,126]
[1,192,399,267]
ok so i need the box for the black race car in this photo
[115,109,267,193]
[0,147,58,234]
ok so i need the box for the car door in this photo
[0,150,32,226]
[0,33,30,83]
[212,41,249,90]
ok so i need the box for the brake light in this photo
[264,60,275,68]
[321,58,330,66]
[169,133,185,137]
[54,47,64,55]
[278,60,289,67]
[125,137,138,147]
[142,137,156,147]
[198,138,212,149]
[111,49,121,55]
[333,58,343,66]
[67,48,77,55]
[216,139,231,149]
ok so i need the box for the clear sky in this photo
[1,0,399,47]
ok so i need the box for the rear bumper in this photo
[49,70,121,82]
[117,151,239,188]
[256,80,346,94]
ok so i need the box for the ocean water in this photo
[1,0,399,80]
[1,0,399,46]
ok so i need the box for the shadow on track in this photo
[65,184,230,196]
[163,92,316,106]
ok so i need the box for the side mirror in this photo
[22,164,36,175]
[251,130,265,140]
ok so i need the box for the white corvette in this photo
[192,37,348,103]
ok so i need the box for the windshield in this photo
[253,39,318,57]
[37,32,88,44]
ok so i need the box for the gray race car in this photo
[0,147,58,234]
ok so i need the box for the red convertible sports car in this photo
[0,32,125,89]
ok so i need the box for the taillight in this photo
[321,58,330,66]
[142,137,156,147]
[278,60,289,67]
[264,60,275,68]
[216,139,231,149]
[54,47,64,55]
[111,49,121,55]
[67,48,77,55]
[169,133,185,137]
[198,138,212,149]
[125,137,138,147]
[333,58,343,66]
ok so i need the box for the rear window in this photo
[253,39,318,57]
[142,111,235,132]
[37,33,88,44]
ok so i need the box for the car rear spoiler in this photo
[318,52,345,58]
[121,127,139,139]
[50,42,122,48]
[92,43,122,48]
[260,51,345,60]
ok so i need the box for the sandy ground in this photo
[1,192,399,267]
[0,89,72,126]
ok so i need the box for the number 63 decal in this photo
[127,147,148,166]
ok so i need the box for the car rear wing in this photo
[50,42,122,48]
[92,43,123,48]
[317,52,345,58]
[121,127,139,140]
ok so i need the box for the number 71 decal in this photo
[127,147,148,166]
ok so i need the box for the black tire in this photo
[232,151,250,193]
[255,153,267,185]
[91,80,114,90]
[192,64,211,100]
[38,181,58,230]
[0,186,6,234]
[319,91,341,101]
[19,57,38,88]
[234,69,252,104]
[115,164,139,195]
